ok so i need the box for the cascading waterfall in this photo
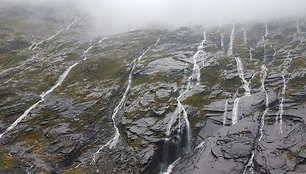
[259,65,269,140]
[249,47,253,61]
[83,43,95,60]
[277,52,290,134]
[232,97,241,125]
[263,36,267,62]
[277,31,304,133]
[243,65,269,174]
[242,151,255,174]
[228,24,235,57]
[263,24,269,62]
[0,63,78,139]
[203,29,207,42]
[191,29,206,86]
[30,29,63,50]
[162,157,181,174]
[91,38,160,163]
[161,30,208,172]
[67,17,80,30]
[221,33,225,53]
[265,23,269,37]
[235,57,251,96]
[0,28,100,139]
[29,19,79,50]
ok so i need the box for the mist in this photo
[3,0,306,34]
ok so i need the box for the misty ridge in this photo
[2,0,306,34]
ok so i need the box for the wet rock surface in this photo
[1,3,306,174]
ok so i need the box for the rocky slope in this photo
[1,4,306,174]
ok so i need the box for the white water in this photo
[83,43,96,60]
[0,63,78,139]
[264,23,269,37]
[203,29,207,42]
[276,32,303,133]
[29,18,78,51]
[277,41,299,133]
[232,97,241,125]
[259,65,269,141]
[91,38,160,163]
[221,33,225,53]
[30,29,64,50]
[67,17,80,30]
[263,24,269,62]
[277,71,287,134]
[165,29,207,152]
[232,54,252,125]
[223,100,228,125]
[249,47,253,61]
[242,151,255,174]
[161,157,181,174]
[244,66,269,172]
[228,24,235,57]
[235,57,251,96]
[46,29,63,42]
[191,29,206,86]
[244,64,269,172]
[263,36,267,62]
[243,27,247,44]
[166,76,191,151]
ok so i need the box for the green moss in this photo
[289,57,306,71]
[0,149,15,169]
[0,51,28,68]
[133,73,182,86]
[128,137,143,149]
[182,94,211,109]
[64,53,78,62]
[61,57,126,86]
[287,151,298,159]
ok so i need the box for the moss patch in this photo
[0,149,15,169]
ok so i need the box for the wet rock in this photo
[144,57,186,74]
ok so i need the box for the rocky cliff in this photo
[1,4,306,174]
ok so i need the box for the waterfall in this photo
[277,33,304,133]
[232,97,241,125]
[263,24,269,62]
[91,38,160,163]
[30,18,78,50]
[191,29,206,86]
[0,30,102,139]
[249,47,253,61]
[259,65,269,141]
[228,24,235,57]
[242,151,255,174]
[160,157,181,174]
[66,17,80,30]
[235,57,251,96]
[161,29,208,172]
[242,65,269,173]
[221,33,225,54]
[0,63,78,139]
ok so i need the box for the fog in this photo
[3,0,306,34]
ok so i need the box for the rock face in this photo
[1,3,306,174]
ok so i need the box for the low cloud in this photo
[3,0,306,34]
